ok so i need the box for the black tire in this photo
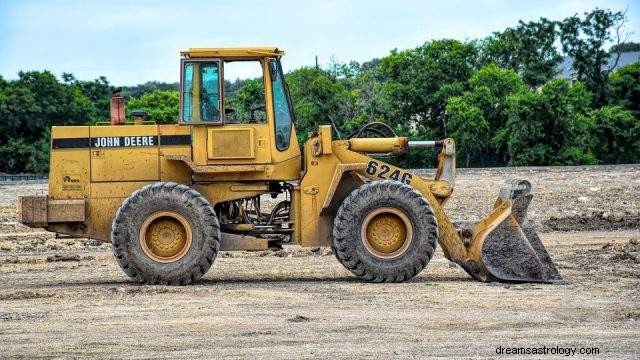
[111,182,220,285]
[332,180,438,282]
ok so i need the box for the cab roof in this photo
[181,47,285,59]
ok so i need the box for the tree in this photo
[346,62,395,133]
[445,97,488,167]
[558,9,627,106]
[285,67,356,143]
[481,18,562,87]
[62,73,113,123]
[126,90,179,124]
[0,71,95,173]
[608,61,640,117]
[446,64,526,166]
[380,40,478,138]
[121,81,179,99]
[585,106,640,164]
[226,78,265,122]
[501,79,595,165]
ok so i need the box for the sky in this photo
[0,0,638,86]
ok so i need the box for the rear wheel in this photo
[111,182,220,285]
[332,180,438,282]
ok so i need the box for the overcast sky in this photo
[0,0,637,86]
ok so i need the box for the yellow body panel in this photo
[297,138,346,246]
[193,182,268,205]
[205,125,272,163]
[207,127,255,159]
[49,126,91,200]
[90,125,160,182]
[183,47,283,58]
[87,182,153,240]
[158,125,192,184]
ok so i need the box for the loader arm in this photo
[331,141,481,278]
[324,132,561,283]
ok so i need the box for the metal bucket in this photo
[468,180,562,283]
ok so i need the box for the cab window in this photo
[223,60,266,124]
[181,60,221,123]
[269,59,293,150]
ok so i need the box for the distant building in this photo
[558,51,640,79]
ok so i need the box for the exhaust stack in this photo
[110,89,125,125]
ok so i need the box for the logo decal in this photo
[62,174,82,191]
[91,136,157,148]
[63,175,80,183]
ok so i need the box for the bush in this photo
[126,90,179,124]
[586,106,640,164]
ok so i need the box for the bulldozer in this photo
[16,47,561,285]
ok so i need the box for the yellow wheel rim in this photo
[139,211,192,263]
[361,207,413,260]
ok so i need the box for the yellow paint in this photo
[90,125,159,182]
[193,182,268,205]
[49,126,90,200]
[183,47,284,58]
[319,125,332,154]
[158,125,192,184]
[25,47,537,283]
[348,137,408,154]
[264,59,301,165]
[207,127,256,159]
[90,181,154,199]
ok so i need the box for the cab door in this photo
[181,58,271,166]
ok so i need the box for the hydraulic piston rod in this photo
[348,138,446,154]
[408,140,444,148]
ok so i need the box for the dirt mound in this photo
[542,211,640,232]
[601,238,640,264]
[0,208,34,234]
[554,236,640,281]
[46,253,81,262]
[0,290,54,301]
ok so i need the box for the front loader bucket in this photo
[468,180,562,283]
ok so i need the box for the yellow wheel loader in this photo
[16,47,561,285]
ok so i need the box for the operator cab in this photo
[179,48,300,171]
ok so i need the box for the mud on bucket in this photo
[479,179,563,283]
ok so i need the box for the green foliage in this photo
[121,81,179,99]
[1,8,639,174]
[0,71,94,173]
[481,18,562,87]
[446,65,527,166]
[0,130,50,173]
[609,42,640,53]
[585,105,640,164]
[558,9,626,106]
[126,90,179,124]
[62,73,114,122]
[225,79,266,123]
[608,61,640,117]
[285,67,358,143]
[445,97,488,167]
[380,39,478,138]
[501,79,595,165]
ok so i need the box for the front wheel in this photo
[332,180,438,282]
[111,182,220,285]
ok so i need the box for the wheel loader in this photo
[16,47,561,285]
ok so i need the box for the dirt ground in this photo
[1,165,639,359]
